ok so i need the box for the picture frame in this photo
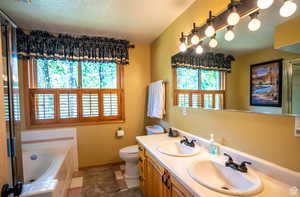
[250,59,283,107]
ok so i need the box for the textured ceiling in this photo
[202,0,300,56]
[0,0,196,43]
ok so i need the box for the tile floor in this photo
[80,164,143,197]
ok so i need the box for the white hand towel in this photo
[147,80,165,119]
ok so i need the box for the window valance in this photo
[171,49,235,72]
[16,29,131,65]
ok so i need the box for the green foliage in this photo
[37,59,117,89]
[176,67,220,90]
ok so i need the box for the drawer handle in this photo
[138,147,143,151]
[166,176,171,189]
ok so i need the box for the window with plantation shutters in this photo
[25,59,124,127]
[173,68,225,109]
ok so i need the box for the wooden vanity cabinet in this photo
[138,144,193,197]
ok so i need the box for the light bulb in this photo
[209,38,218,48]
[195,45,204,54]
[248,18,261,31]
[224,30,235,41]
[280,0,297,17]
[205,25,215,37]
[227,10,240,26]
[257,0,274,9]
[191,34,200,45]
[179,42,187,52]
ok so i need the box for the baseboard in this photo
[79,161,125,170]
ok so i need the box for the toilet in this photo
[119,125,164,188]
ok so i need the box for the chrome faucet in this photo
[224,153,252,173]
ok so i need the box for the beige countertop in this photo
[136,133,300,197]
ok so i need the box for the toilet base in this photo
[124,161,139,179]
[125,178,139,188]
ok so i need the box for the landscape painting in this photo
[250,59,282,107]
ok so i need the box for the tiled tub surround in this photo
[136,129,300,197]
[21,128,78,197]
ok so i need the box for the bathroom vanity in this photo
[137,132,300,197]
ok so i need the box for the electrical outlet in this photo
[295,129,300,137]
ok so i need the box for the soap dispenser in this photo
[208,133,218,155]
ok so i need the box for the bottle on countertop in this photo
[208,133,218,155]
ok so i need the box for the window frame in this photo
[23,58,125,128]
[172,68,226,109]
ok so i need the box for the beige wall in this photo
[21,42,151,168]
[275,15,300,49]
[227,48,300,111]
[77,43,151,168]
[151,1,300,171]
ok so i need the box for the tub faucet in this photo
[224,153,252,173]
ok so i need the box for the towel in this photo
[147,80,165,119]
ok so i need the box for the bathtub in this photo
[21,128,78,197]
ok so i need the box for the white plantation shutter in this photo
[59,94,77,119]
[103,93,119,116]
[82,93,99,117]
[35,94,55,120]
[192,94,201,108]
[178,93,189,107]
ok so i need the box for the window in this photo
[25,58,124,126]
[173,68,225,109]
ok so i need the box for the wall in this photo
[21,42,151,168]
[151,0,300,171]
[275,15,300,49]
[229,48,300,111]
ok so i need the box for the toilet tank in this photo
[145,125,164,135]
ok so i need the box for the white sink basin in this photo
[157,141,201,157]
[188,160,263,196]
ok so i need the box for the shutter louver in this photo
[82,93,99,117]
[35,94,55,120]
[59,94,77,119]
[103,93,119,116]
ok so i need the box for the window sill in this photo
[26,120,125,129]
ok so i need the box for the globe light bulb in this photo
[257,0,274,9]
[209,37,218,48]
[195,45,204,54]
[280,0,297,17]
[227,9,240,26]
[248,18,261,31]
[179,42,187,52]
[205,25,215,37]
[224,29,235,41]
[191,34,200,45]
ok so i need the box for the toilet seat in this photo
[120,145,138,154]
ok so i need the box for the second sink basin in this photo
[188,159,263,196]
[157,141,201,157]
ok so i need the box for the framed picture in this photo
[250,59,283,107]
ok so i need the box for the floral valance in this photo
[171,49,235,72]
[16,29,131,65]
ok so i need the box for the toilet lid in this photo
[120,145,138,154]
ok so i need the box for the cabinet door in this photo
[170,176,193,197]
[145,157,164,197]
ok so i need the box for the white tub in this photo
[21,128,78,197]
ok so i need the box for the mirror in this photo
[174,0,300,116]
